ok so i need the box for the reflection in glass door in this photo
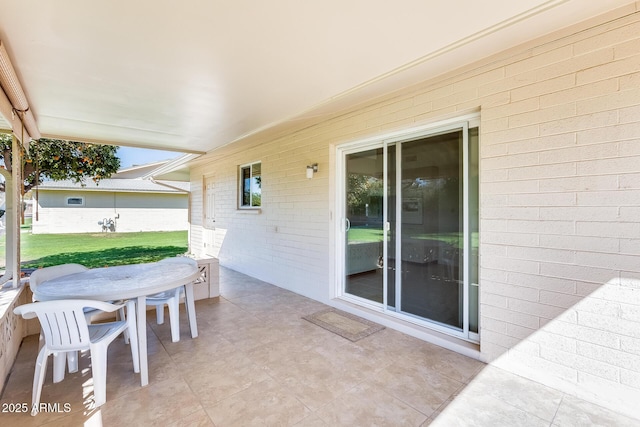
[344,148,384,303]
[394,130,464,328]
[341,119,479,341]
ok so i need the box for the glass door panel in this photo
[398,131,464,329]
[344,148,384,303]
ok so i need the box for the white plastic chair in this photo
[145,257,198,342]
[29,264,130,380]
[29,264,89,301]
[30,264,90,381]
[14,299,139,415]
[29,263,121,323]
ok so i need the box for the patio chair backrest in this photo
[14,299,122,352]
[29,264,89,293]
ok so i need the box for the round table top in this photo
[33,261,200,301]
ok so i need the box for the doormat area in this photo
[302,308,385,342]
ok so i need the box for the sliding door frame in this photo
[335,113,480,343]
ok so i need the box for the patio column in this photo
[10,133,21,286]
[0,166,13,282]
[0,134,22,287]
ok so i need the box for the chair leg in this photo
[38,332,45,351]
[31,348,49,416]
[125,300,140,373]
[53,352,66,383]
[168,298,180,343]
[66,351,79,374]
[118,307,130,344]
[89,346,108,407]
[155,305,165,325]
[184,284,198,339]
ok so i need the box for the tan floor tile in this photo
[464,365,563,422]
[264,346,372,410]
[204,378,311,426]
[293,413,329,426]
[99,377,205,425]
[167,407,215,427]
[369,362,465,417]
[430,392,549,427]
[164,332,237,364]
[5,266,636,426]
[314,381,428,426]
[552,394,640,427]
[398,342,485,384]
[182,352,271,407]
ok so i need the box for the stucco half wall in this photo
[188,4,640,419]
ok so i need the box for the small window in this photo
[239,162,261,208]
[66,197,84,206]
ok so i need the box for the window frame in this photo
[238,161,262,209]
[65,196,85,206]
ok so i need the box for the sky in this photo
[116,146,182,169]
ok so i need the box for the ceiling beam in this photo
[0,40,40,146]
[40,133,206,155]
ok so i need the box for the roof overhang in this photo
[0,1,634,155]
[0,40,39,147]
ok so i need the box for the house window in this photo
[66,197,84,206]
[239,162,261,208]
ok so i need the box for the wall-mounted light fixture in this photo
[306,163,318,179]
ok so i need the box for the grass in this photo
[348,226,479,247]
[348,227,384,243]
[0,229,188,269]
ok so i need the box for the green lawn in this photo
[348,227,384,243]
[1,229,188,269]
[348,226,478,247]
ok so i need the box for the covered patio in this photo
[2,1,640,424]
[2,268,636,426]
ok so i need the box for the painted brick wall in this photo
[473,6,640,415]
[190,3,640,416]
[191,132,332,301]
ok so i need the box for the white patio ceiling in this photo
[0,1,632,155]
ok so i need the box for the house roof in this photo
[36,178,189,194]
[0,1,632,155]
[111,161,171,179]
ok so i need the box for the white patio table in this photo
[32,260,200,386]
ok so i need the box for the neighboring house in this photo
[163,5,640,419]
[32,162,189,234]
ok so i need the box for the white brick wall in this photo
[190,4,640,418]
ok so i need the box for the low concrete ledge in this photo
[193,257,220,301]
[0,279,30,396]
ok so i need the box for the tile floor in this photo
[1,267,638,426]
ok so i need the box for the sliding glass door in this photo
[395,130,464,327]
[340,118,479,341]
[344,148,385,303]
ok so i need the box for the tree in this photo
[347,173,383,217]
[0,134,120,193]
